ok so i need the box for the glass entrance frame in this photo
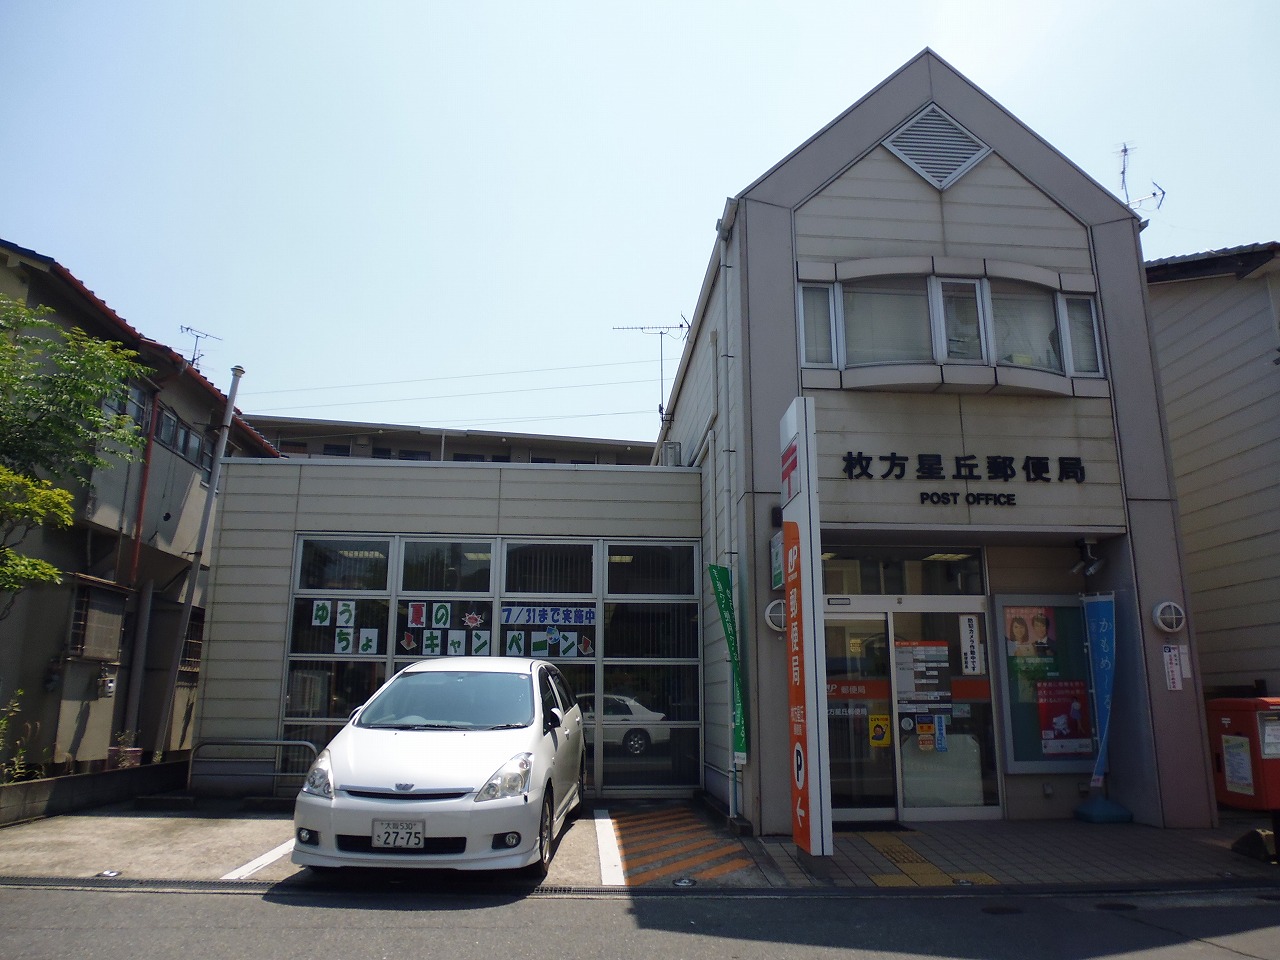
[824,594,1002,822]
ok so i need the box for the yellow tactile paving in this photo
[611,804,762,887]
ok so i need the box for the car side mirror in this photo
[546,707,564,732]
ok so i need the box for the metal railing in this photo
[188,738,318,794]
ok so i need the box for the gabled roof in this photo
[1,237,278,458]
[1145,242,1280,283]
[739,48,1135,228]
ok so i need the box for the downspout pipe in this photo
[153,365,244,758]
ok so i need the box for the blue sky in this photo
[1,1,1274,441]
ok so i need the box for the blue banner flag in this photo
[1083,594,1116,788]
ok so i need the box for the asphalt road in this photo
[2,885,1279,960]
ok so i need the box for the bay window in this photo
[801,273,1102,376]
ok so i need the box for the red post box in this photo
[1206,697,1280,813]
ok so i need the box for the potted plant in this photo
[106,730,141,769]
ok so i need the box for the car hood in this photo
[329,725,539,792]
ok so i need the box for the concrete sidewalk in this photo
[0,798,1274,894]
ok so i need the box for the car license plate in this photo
[372,819,425,849]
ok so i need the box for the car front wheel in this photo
[525,791,555,879]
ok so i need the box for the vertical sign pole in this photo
[780,398,832,856]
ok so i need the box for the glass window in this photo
[157,410,177,446]
[298,538,390,591]
[402,540,492,593]
[843,276,932,365]
[990,279,1062,373]
[499,603,595,657]
[939,280,983,361]
[290,598,390,655]
[549,667,576,712]
[322,443,351,457]
[395,598,494,656]
[285,659,385,719]
[1066,297,1101,374]
[505,542,593,594]
[602,664,700,722]
[801,285,835,364]
[821,545,984,596]
[602,603,699,658]
[607,544,695,595]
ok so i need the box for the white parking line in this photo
[220,839,296,880]
[594,808,624,886]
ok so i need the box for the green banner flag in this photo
[708,564,748,764]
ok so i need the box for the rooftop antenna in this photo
[1118,142,1166,212]
[613,317,690,422]
[179,325,221,369]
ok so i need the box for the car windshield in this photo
[356,670,534,731]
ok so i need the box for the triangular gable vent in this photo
[883,104,990,190]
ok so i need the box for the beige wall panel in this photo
[197,660,275,684]
[795,148,945,262]
[196,716,282,741]
[986,546,1079,594]
[216,509,302,532]
[1178,458,1275,516]
[809,391,1125,528]
[1183,546,1280,593]
[213,528,296,554]
[794,149,1092,273]
[200,679,284,704]
[221,468,305,497]
[202,638,288,665]
[1173,411,1276,478]
[203,583,295,608]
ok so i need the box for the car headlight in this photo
[475,752,533,802]
[301,750,334,799]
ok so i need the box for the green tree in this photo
[1,294,147,482]
[0,294,146,620]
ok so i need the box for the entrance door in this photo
[825,615,897,819]
[826,598,1000,822]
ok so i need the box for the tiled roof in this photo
[0,237,278,457]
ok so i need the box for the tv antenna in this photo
[613,317,690,421]
[1118,142,1166,211]
[179,325,221,369]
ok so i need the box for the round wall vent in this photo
[1152,601,1186,634]
[765,599,786,632]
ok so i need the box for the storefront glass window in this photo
[505,542,593,594]
[402,540,492,592]
[284,535,698,796]
[395,599,495,656]
[289,598,390,655]
[607,544,696,595]
[285,659,385,719]
[602,603,699,658]
[298,538,390,591]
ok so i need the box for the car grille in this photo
[343,789,470,801]
[336,835,467,855]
